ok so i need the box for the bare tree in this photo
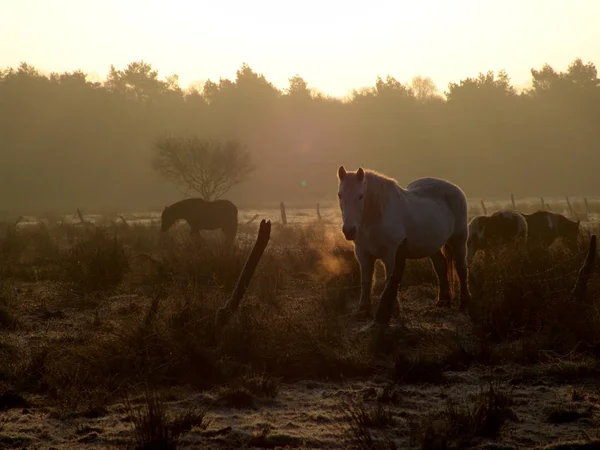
[152,135,255,200]
[410,75,442,102]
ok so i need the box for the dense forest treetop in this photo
[0,58,599,214]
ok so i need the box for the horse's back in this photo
[487,210,524,240]
[523,210,549,221]
[405,177,468,224]
[406,177,467,206]
[523,211,555,233]
[207,199,238,220]
[406,177,461,192]
[177,198,238,229]
[175,198,237,214]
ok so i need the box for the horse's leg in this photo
[380,248,404,320]
[448,236,472,309]
[430,250,451,307]
[355,246,376,318]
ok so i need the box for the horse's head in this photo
[337,166,366,241]
[467,216,487,260]
[160,206,174,232]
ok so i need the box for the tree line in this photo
[0,58,598,214]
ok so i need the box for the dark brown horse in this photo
[467,210,528,260]
[160,198,238,245]
[522,210,581,250]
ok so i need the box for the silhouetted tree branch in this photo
[152,135,255,201]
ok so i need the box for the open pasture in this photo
[1,198,600,449]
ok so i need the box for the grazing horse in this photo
[467,210,528,260]
[522,210,581,250]
[160,198,238,245]
[337,166,471,318]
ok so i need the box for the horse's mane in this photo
[362,169,401,226]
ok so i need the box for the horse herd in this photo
[160,166,583,319]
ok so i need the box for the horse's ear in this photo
[357,167,365,182]
[338,166,347,180]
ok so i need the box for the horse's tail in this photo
[441,243,457,300]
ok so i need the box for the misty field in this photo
[1,202,600,449]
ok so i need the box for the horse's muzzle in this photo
[342,225,357,241]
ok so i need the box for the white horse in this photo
[337,166,472,320]
[467,210,528,260]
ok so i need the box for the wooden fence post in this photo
[246,214,259,225]
[280,202,287,225]
[584,197,591,214]
[565,196,577,220]
[215,219,272,332]
[572,234,597,301]
[77,208,86,224]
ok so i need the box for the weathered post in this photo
[215,220,272,332]
[77,208,86,224]
[280,202,287,225]
[246,214,259,225]
[572,234,596,301]
[584,197,591,215]
[565,196,577,220]
[480,200,488,216]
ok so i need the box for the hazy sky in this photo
[2,0,599,97]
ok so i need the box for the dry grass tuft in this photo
[409,380,518,448]
[339,398,397,449]
[127,386,210,450]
